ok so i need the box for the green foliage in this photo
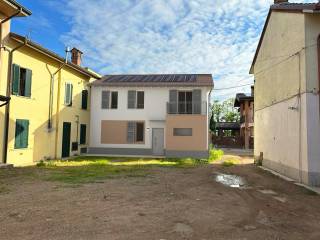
[208,148,224,163]
[210,98,239,132]
[222,158,240,167]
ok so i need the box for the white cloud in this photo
[60,0,316,101]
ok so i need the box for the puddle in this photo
[215,173,247,188]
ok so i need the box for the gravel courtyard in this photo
[0,157,320,240]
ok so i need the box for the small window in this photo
[64,83,73,106]
[12,64,32,97]
[81,90,88,110]
[137,91,144,109]
[101,91,118,109]
[136,122,144,142]
[173,128,192,136]
[128,90,144,109]
[14,119,29,149]
[80,124,87,144]
[127,122,144,143]
[111,92,118,109]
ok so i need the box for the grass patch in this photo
[222,158,240,167]
[36,157,206,184]
[208,148,224,163]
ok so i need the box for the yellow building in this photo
[0,30,100,165]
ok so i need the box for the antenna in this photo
[65,46,71,63]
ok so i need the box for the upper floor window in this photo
[101,91,118,109]
[12,64,32,98]
[168,89,202,114]
[81,90,88,110]
[128,90,144,109]
[64,83,73,106]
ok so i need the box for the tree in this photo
[210,98,239,132]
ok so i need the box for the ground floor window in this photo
[14,119,29,149]
[80,124,87,144]
[173,128,192,136]
[127,122,144,143]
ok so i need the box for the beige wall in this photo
[254,12,306,111]
[166,115,208,151]
[253,11,320,185]
[101,120,128,144]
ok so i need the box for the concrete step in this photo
[0,163,14,169]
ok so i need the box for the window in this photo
[12,64,32,97]
[101,91,118,109]
[178,91,192,114]
[168,89,202,114]
[173,128,192,136]
[111,92,118,109]
[64,83,73,106]
[14,119,29,149]
[80,124,87,144]
[127,122,144,143]
[128,90,144,109]
[81,90,88,110]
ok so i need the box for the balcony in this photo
[167,101,207,115]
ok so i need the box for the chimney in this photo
[274,0,288,3]
[71,48,83,66]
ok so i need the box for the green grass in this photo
[222,158,240,167]
[36,157,206,184]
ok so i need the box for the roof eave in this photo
[5,0,32,16]
[9,33,100,79]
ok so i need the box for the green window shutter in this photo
[128,90,136,109]
[14,119,29,149]
[101,91,110,109]
[80,124,87,144]
[82,90,88,109]
[24,69,32,97]
[12,64,20,95]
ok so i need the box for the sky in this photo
[11,0,315,101]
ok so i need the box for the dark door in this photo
[62,122,71,158]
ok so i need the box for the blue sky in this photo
[11,0,315,100]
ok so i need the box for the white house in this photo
[88,74,213,158]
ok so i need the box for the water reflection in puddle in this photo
[215,173,247,188]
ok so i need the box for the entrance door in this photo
[62,122,71,158]
[152,128,164,156]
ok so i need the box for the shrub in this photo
[208,148,224,163]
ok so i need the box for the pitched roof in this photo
[215,122,240,131]
[0,0,32,17]
[9,33,100,79]
[92,74,214,87]
[249,2,320,74]
[234,93,254,107]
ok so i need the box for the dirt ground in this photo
[1,158,320,240]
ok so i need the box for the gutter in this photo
[1,38,28,164]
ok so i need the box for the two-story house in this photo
[234,86,254,149]
[88,74,213,158]
[250,0,320,186]
[0,32,100,166]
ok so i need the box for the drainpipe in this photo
[47,47,70,129]
[317,35,320,120]
[1,38,28,164]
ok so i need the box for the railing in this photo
[167,101,207,115]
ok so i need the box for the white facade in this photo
[89,86,211,156]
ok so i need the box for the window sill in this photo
[11,147,32,151]
[12,95,33,100]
